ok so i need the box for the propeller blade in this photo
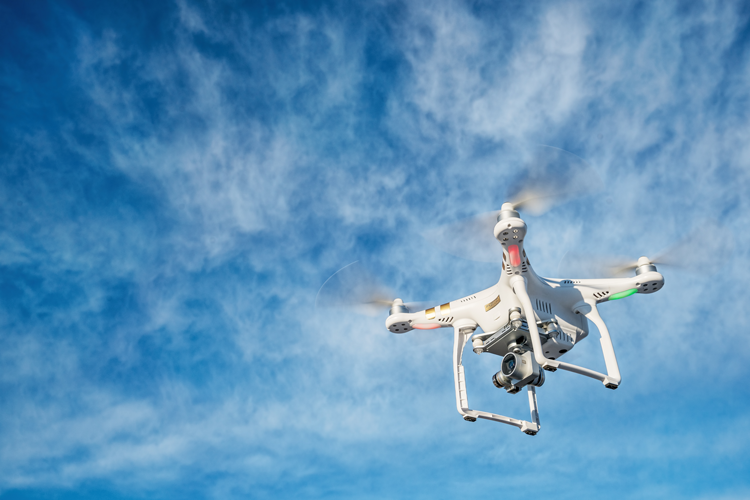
[649,222,731,270]
[423,145,602,262]
[557,220,733,278]
[508,188,558,217]
[316,261,393,316]
[316,261,432,316]
[557,252,632,279]
[506,145,603,216]
[421,211,502,263]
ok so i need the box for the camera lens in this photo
[502,353,517,376]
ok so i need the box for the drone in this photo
[380,201,664,435]
[317,148,679,435]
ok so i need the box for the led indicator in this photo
[412,323,441,330]
[608,288,638,301]
[508,245,521,267]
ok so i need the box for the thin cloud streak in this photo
[0,0,749,498]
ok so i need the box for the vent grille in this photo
[438,316,454,324]
[593,291,610,299]
[460,295,477,303]
[551,331,573,344]
[535,299,552,314]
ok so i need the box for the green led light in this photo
[608,288,638,301]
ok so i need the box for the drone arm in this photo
[511,277,620,388]
[451,322,540,435]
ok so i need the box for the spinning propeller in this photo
[316,261,441,344]
[422,145,602,262]
[315,261,430,316]
[558,220,733,278]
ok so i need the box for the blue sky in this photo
[1,0,750,498]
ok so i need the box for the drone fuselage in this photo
[385,214,664,364]
[384,209,664,434]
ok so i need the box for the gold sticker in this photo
[425,307,436,320]
[485,295,501,312]
[440,303,451,314]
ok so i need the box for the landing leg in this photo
[510,276,621,388]
[451,322,541,434]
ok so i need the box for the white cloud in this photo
[2,0,750,497]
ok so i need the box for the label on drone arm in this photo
[485,295,501,312]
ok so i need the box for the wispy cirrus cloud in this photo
[1,0,749,498]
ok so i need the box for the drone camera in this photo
[491,371,514,391]
[492,351,545,393]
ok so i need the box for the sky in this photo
[1,0,750,498]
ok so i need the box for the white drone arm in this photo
[452,320,541,435]
[511,276,621,388]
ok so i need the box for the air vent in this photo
[438,316,454,323]
[559,332,572,343]
[535,299,552,314]
[593,291,610,299]
[460,295,477,303]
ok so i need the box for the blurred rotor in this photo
[421,211,501,263]
[423,145,602,262]
[505,146,598,214]
[315,261,431,316]
[557,220,733,278]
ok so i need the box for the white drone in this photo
[317,148,682,435]
[381,201,664,435]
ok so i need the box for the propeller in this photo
[423,145,602,262]
[316,261,442,345]
[315,261,431,316]
[557,220,733,278]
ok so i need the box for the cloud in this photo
[1,0,750,498]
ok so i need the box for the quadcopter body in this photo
[384,202,664,435]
